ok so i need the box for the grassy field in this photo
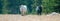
[0,14,60,21]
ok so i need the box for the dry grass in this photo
[0,14,60,21]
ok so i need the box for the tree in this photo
[0,0,2,14]
[54,0,60,13]
[42,0,56,14]
[2,0,9,14]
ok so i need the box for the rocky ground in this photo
[0,14,60,21]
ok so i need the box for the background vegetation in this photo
[0,0,60,14]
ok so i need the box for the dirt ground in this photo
[0,14,60,21]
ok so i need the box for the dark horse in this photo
[36,6,42,15]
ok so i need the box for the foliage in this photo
[0,0,60,14]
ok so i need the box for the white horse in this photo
[19,5,27,16]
